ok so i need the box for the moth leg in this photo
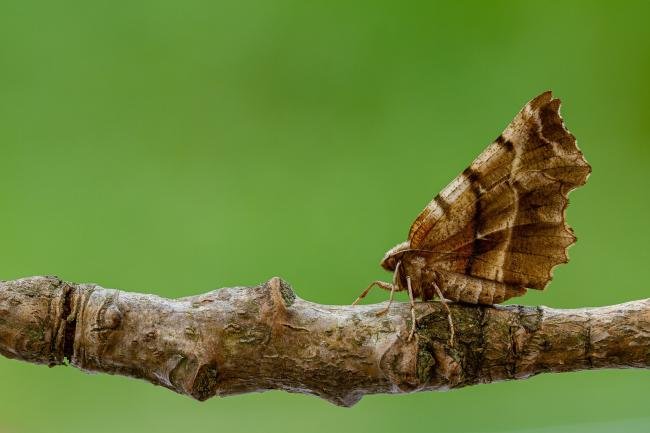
[352,281,395,306]
[433,281,455,346]
[406,276,417,341]
[374,284,397,316]
[376,261,403,316]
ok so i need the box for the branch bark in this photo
[0,276,648,407]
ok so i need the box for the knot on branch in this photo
[266,276,296,308]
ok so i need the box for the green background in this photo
[1,1,649,432]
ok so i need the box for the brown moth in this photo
[354,91,591,341]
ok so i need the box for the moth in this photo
[354,91,591,341]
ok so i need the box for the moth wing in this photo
[408,91,591,292]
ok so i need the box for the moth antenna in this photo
[400,248,460,256]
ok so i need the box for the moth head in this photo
[380,241,410,272]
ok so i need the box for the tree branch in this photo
[0,276,648,407]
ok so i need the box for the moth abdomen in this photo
[434,270,526,305]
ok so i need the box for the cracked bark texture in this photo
[0,276,648,407]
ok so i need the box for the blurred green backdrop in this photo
[1,1,649,432]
